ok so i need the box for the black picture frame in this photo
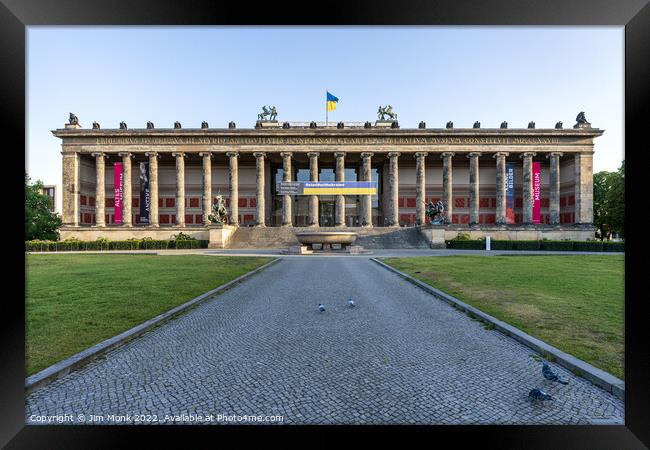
[3,0,648,447]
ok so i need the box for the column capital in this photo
[253,152,266,159]
[440,152,455,158]
[171,152,186,158]
[520,152,537,158]
[546,152,564,158]
[467,152,482,158]
[91,152,107,159]
[145,151,160,158]
[198,151,212,158]
[117,151,133,158]
[307,151,320,158]
[280,151,293,159]
[493,152,509,158]
[387,151,401,158]
[414,152,428,158]
[226,151,239,158]
[334,151,346,158]
[360,152,374,159]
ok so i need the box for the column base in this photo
[149,223,160,228]
[281,223,293,227]
[255,224,266,228]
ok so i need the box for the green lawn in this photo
[381,255,624,379]
[26,254,274,376]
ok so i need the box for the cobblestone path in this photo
[26,257,624,425]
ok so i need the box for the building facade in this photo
[54,118,600,244]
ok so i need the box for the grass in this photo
[382,255,624,379]
[26,254,274,376]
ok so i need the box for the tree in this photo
[25,173,62,241]
[592,161,624,240]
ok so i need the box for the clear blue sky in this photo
[27,26,624,209]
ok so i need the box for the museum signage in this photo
[532,161,541,224]
[113,162,123,224]
[505,162,515,224]
[139,162,150,224]
[278,181,377,195]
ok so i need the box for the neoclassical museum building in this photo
[54,114,600,247]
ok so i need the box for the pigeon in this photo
[318,303,325,312]
[529,388,554,401]
[347,298,355,308]
[542,362,569,385]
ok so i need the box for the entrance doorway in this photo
[319,196,336,227]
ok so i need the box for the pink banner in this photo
[532,161,541,224]
[113,162,123,224]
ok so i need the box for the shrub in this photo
[573,241,604,252]
[511,240,541,251]
[539,240,574,251]
[109,240,141,250]
[446,239,483,250]
[455,232,471,241]
[603,241,624,252]
[491,240,513,250]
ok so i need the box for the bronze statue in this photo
[377,105,397,121]
[68,113,79,125]
[202,121,209,129]
[473,121,480,128]
[555,121,563,129]
[426,200,446,225]
[146,121,154,129]
[418,121,426,129]
[282,122,290,129]
[391,121,399,129]
[92,121,100,129]
[576,111,588,124]
[364,121,372,129]
[500,121,508,129]
[119,121,127,129]
[269,106,278,121]
[257,106,270,121]
[446,121,454,129]
[208,194,229,225]
[228,121,236,129]
[310,121,318,129]
[174,121,181,129]
[337,122,344,129]
[528,121,535,129]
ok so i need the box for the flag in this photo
[326,91,339,112]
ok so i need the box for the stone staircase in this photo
[227,226,430,249]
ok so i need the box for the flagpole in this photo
[325,89,328,126]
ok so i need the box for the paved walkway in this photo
[25,257,624,425]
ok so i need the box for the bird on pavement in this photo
[529,388,554,401]
[347,298,355,308]
[318,303,325,312]
[542,362,569,385]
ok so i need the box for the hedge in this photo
[25,239,209,252]
[445,239,624,252]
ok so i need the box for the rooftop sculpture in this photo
[377,105,397,121]
[68,113,79,125]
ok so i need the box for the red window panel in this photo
[560,197,566,207]
[451,214,459,224]
[83,213,91,223]
[158,198,163,207]
[185,214,194,224]
[571,212,575,223]
[399,214,410,224]
[485,214,496,224]
[429,197,440,204]
[106,198,114,207]
[460,214,470,224]
[92,214,96,224]
[491,198,497,208]
[238,198,247,208]
[171,214,176,224]
[568,195,575,206]
[238,214,243,223]
[479,198,489,208]
[89,197,96,207]
[105,214,110,224]
[454,198,465,208]
[80,195,87,206]
[243,214,254,223]
[406,197,416,208]
[515,198,522,208]
[541,198,549,208]
[165,198,175,208]
[189,197,199,208]
[132,198,139,208]
[249,197,257,208]
[135,214,140,224]
[195,214,203,224]
[398,197,405,208]
[160,214,170,224]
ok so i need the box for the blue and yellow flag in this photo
[326,91,339,112]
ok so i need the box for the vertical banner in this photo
[113,162,123,224]
[140,162,150,224]
[505,162,515,224]
[532,161,541,224]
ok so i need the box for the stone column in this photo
[308,152,319,226]
[172,152,186,226]
[547,152,563,225]
[388,152,400,226]
[468,152,481,225]
[574,152,594,224]
[226,152,239,226]
[62,151,80,226]
[360,152,373,227]
[415,152,428,226]
[93,152,106,227]
[441,152,454,224]
[199,152,212,226]
[493,152,509,225]
[119,152,133,227]
[281,152,293,226]
[334,152,346,227]
[521,152,536,224]
[254,152,266,227]
[146,151,160,227]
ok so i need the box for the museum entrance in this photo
[319,196,336,227]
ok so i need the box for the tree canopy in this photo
[593,161,624,240]
[25,173,62,241]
